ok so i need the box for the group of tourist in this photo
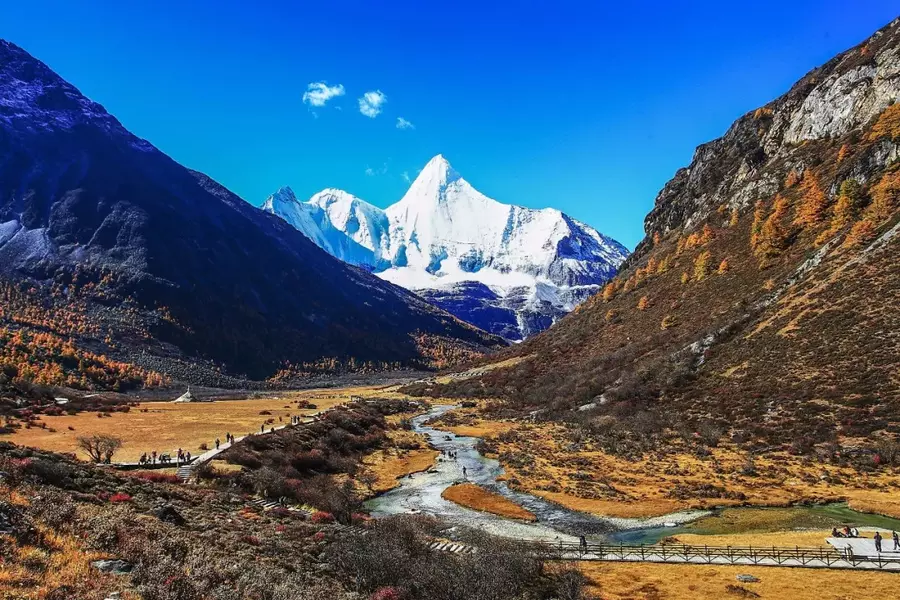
[832,527,900,552]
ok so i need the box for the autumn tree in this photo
[637,296,650,311]
[794,172,829,228]
[717,258,730,274]
[750,200,766,249]
[601,282,616,302]
[680,272,689,284]
[661,315,677,330]
[868,103,900,141]
[755,195,790,260]
[78,434,123,463]
[837,143,850,163]
[728,207,739,228]
[693,251,711,281]
[866,169,899,224]
[817,179,863,244]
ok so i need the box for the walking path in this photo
[110,412,322,481]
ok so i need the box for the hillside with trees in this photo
[408,18,900,457]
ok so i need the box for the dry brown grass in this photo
[0,524,137,600]
[672,530,833,548]
[2,386,373,462]
[579,561,900,600]
[361,447,439,495]
[441,483,536,521]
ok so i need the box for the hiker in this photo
[579,535,588,552]
[462,466,467,478]
[151,450,157,464]
[186,451,191,462]
[851,527,860,538]
[215,438,220,450]
[893,531,899,551]
[875,531,883,552]
[261,424,265,433]
[843,526,852,538]
[831,527,843,538]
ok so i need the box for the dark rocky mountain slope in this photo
[409,18,900,452]
[0,40,503,387]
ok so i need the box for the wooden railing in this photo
[534,541,900,570]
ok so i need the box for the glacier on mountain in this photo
[261,155,629,339]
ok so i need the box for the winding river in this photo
[365,405,708,542]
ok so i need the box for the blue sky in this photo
[3,1,897,249]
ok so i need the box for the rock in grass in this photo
[92,559,133,575]
[736,574,760,583]
[153,504,186,526]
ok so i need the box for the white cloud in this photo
[365,163,389,177]
[396,117,414,130]
[401,171,411,183]
[302,82,345,107]
[358,90,387,118]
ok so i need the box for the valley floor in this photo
[6,381,900,599]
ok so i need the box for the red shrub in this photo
[310,511,335,524]
[109,492,132,503]
[370,587,402,600]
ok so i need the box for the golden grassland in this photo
[361,445,439,495]
[441,483,536,521]
[0,487,136,600]
[430,411,900,520]
[2,386,391,462]
[672,530,834,548]
[579,561,900,600]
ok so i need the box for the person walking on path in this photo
[893,531,899,551]
[579,535,588,553]
[215,438,220,450]
[875,531,883,552]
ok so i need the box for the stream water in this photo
[365,405,707,542]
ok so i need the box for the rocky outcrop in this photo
[632,17,900,266]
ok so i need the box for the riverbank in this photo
[432,408,900,520]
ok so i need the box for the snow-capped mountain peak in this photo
[262,154,629,339]
[261,186,299,210]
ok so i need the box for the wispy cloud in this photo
[365,162,389,177]
[396,117,415,130]
[401,171,411,183]
[359,90,387,118]
[302,82,345,107]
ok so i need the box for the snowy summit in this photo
[262,155,629,339]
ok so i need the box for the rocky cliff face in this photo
[411,18,900,454]
[633,18,900,265]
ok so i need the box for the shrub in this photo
[310,511,335,524]
[108,492,132,503]
[370,587,402,600]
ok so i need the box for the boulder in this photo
[92,559,133,575]
[736,574,760,583]
[153,504,186,526]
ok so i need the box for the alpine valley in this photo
[262,155,629,340]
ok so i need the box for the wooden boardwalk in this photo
[534,542,900,571]
[109,413,322,481]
